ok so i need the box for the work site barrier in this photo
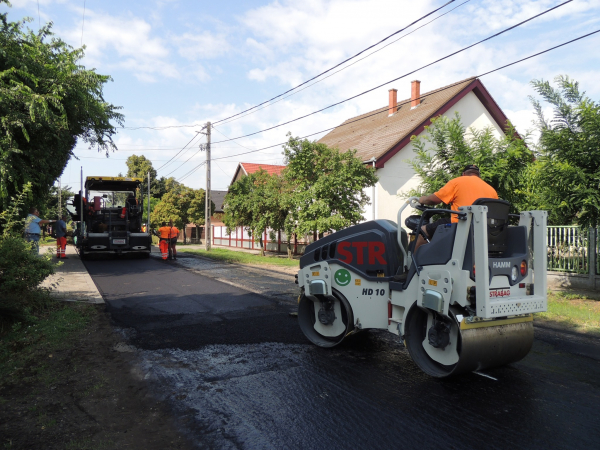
[547,226,598,274]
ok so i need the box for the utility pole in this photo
[58,177,62,219]
[205,122,211,251]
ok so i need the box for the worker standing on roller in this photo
[158,221,171,260]
[415,164,498,252]
[169,220,179,261]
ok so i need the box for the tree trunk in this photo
[183,224,187,245]
[259,234,264,257]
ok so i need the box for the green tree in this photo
[224,170,273,256]
[187,188,214,243]
[283,135,378,240]
[405,113,535,213]
[530,75,600,228]
[151,186,214,243]
[0,4,123,214]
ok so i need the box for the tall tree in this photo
[151,186,214,243]
[530,75,600,228]
[283,135,378,240]
[405,113,535,213]
[0,4,123,213]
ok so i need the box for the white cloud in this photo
[173,31,231,60]
[61,10,179,82]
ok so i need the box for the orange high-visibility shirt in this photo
[159,226,171,239]
[434,175,498,223]
[169,227,179,239]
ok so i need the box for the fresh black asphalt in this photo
[84,254,600,450]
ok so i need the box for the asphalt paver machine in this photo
[297,197,548,377]
[69,176,152,259]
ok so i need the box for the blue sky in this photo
[4,0,600,192]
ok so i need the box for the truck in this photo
[68,176,152,259]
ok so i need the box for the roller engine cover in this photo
[300,220,402,280]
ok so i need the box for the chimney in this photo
[411,80,421,108]
[388,88,398,116]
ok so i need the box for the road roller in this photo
[296,197,548,377]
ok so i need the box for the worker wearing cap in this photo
[414,164,498,252]
[168,221,180,260]
[24,207,55,255]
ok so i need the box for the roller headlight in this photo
[511,266,519,282]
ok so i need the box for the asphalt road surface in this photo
[85,254,600,450]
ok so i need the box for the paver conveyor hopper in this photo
[296,197,548,377]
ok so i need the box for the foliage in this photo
[223,170,273,256]
[529,75,600,228]
[404,113,535,212]
[38,184,76,220]
[142,197,160,225]
[151,186,214,243]
[0,5,124,213]
[282,135,378,238]
[125,154,176,198]
[0,180,54,323]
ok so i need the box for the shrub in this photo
[0,236,55,323]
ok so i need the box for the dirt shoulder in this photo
[0,305,192,450]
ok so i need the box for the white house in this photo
[317,77,511,228]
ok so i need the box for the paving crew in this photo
[24,207,55,255]
[55,215,69,259]
[169,220,180,261]
[415,164,498,253]
[158,221,172,260]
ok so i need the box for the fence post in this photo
[589,227,597,289]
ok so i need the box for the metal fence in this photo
[547,226,592,274]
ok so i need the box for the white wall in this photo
[373,91,505,231]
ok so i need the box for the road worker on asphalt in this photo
[158,221,172,260]
[169,220,180,261]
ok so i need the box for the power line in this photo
[81,0,86,46]
[214,0,471,128]
[156,128,204,171]
[208,0,573,146]
[171,27,599,177]
[118,1,457,132]
[164,142,207,176]
[212,0,457,126]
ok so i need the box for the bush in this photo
[0,236,55,323]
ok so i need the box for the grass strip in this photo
[180,247,300,268]
[0,302,95,382]
[536,291,600,336]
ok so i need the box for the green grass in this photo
[180,247,300,268]
[536,291,600,336]
[0,303,95,382]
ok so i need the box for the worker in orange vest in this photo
[169,220,180,260]
[158,221,172,260]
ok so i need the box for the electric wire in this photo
[164,142,207,176]
[171,27,600,181]
[155,127,205,171]
[208,0,573,146]
[120,1,457,131]
[211,0,457,126]
[81,0,86,46]
[214,0,471,128]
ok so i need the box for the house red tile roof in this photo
[318,78,511,168]
[240,163,286,176]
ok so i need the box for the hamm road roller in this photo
[296,197,548,377]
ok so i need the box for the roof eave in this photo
[375,79,514,169]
